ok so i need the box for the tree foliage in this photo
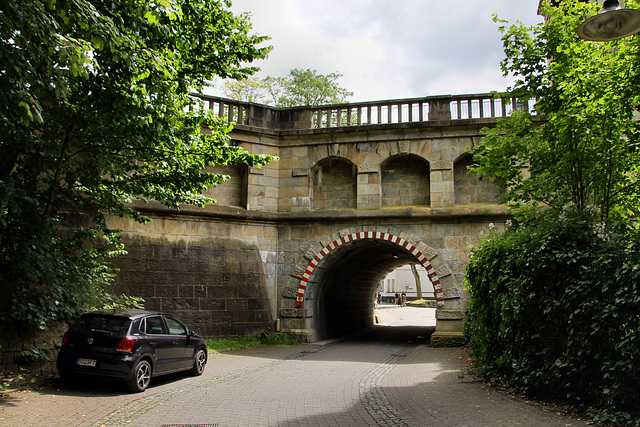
[466,1,640,423]
[466,220,640,424]
[0,0,275,330]
[471,0,640,226]
[222,68,353,106]
[222,76,274,104]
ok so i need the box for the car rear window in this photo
[72,315,131,335]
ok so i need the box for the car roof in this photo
[82,309,161,320]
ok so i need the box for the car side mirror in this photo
[189,330,195,337]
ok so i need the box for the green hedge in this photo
[465,219,640,425]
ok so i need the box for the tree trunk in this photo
[410,264,423,300]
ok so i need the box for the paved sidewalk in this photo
[375,303,437,327]
[0,306,592,426]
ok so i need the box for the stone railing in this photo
[449,95,537,121]
[193,93,537,131]
[193,97,252,126]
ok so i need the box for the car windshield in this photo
[72,315,131,335]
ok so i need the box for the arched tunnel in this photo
[309,238,431,340]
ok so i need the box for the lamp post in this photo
[577,0,640,40]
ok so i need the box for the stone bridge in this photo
[109,93,530,345]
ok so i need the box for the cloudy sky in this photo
[219,0,544,103]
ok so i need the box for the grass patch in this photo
[206,332,302,352]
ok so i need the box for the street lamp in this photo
[578,0,640,41]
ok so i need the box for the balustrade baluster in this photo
[193,93,534,130]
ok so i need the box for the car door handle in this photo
[172,341,179,346]
[150,341,156,347]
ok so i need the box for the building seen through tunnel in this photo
[378,265,435,304]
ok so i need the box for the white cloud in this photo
[228,0,543,102]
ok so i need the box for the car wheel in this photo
[127,359,151,392]
[190,348,206,376]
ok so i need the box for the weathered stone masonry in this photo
[109,94,513,345]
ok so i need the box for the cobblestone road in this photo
[0,306,592,426]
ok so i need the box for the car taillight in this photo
[116,338,136,353]
[62,332,69,346]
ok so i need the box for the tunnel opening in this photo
[310,238,432,341]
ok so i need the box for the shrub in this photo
[465,219,640,425]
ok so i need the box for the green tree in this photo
[222,68,353,106]
[465,2,640,422]
[222,76,272,104]
[0,0,275,330]
[276,68,353,107]
[471,0,640,226]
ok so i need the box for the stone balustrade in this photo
[193,93,537,130]
[194,97,251,125]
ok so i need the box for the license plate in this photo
[77,358,97,367]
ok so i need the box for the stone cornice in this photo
[129,202,510,224]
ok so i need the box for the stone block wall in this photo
[0,321,68,379]
[356,167,380,210]
[381,155,430,207]
[235,139,280,213]
[107,215,278,338]
[204,164,247,208]
[312,159,357,209]
[454,154,504,205]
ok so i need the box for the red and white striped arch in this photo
[296,232,444,307]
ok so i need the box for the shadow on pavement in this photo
[6,370,197,399]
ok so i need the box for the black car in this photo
[57,309,208,392]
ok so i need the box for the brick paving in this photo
[0,306,592,426]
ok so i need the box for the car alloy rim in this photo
[137,363,150,388]
[197,352,205,372]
